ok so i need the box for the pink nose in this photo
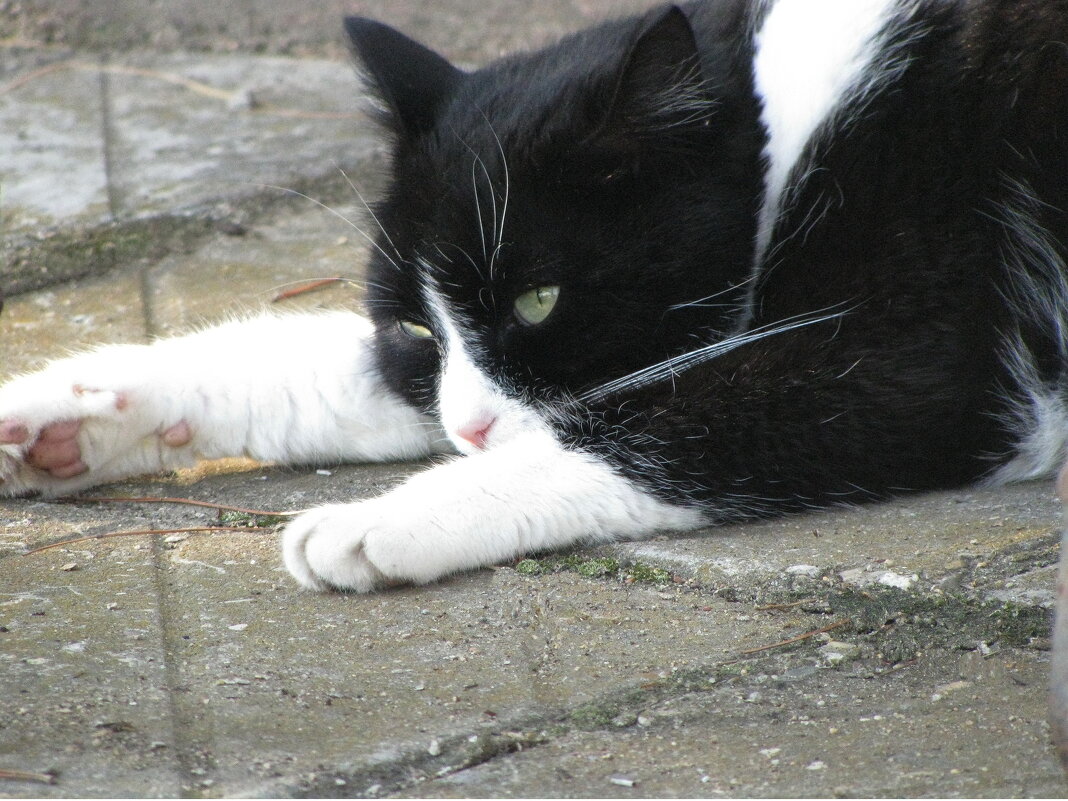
[456,418,495,449]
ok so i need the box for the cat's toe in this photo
[26,420,85,475]
[0,419,30,445]
[282,504,391,593]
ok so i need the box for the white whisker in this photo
[470,158,489,265]
[255,183,403,274]
[478,109,511,279]
[579,304,855,404]
[333,162,403,266]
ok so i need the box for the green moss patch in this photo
[513,554,673,586]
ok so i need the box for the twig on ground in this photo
[272,277,345,302]
[23,526,269,556]
[0,60,358,119]
[0,768,58,785]
[755,599,815,611]
[876,658,918,677]
[739,619,849,655]
[59,495,297,518]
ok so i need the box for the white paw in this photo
[0,360,192,496]
[281,503,395,592]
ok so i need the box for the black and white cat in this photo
[2,0,1067,592]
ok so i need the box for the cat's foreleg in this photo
[0,312,444,496]
[282,430,704,591]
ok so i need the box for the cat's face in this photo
[348,10,764,452]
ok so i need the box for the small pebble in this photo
[609,775,637,787]
[60,562,78,572]
[427,739,441,756]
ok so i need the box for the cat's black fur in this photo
[350,0,1068,521]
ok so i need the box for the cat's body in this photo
[2,0,1067,591]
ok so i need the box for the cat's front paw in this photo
[0,365,192,496]
[281,503,397,592]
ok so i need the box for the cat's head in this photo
[346,6,763,453]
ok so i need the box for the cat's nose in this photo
[455,417,496,450]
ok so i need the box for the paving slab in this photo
[1,461,1063,797]
[0,264,147,377]
[0,0,655,62]
[1,496,183,797]
[0,56,110,231]
[416,647,1061,798]
[101,53,370,219]
[0,50,382,297]
[146,201,369,336]
[601,480,1061,608]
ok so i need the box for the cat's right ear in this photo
[344,17,463,138]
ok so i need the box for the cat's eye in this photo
[398,320,434,339]
[513,285,560,326]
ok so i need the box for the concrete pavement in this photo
[0,1,1065,796]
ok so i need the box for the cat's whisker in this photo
[333,162,404,267]
[579,304,856,404]
[267,276,363,293]
[477,109,511,278]
[438,241,484,279]
[255,184,404,274]
[469,156,493,269]
[668,274,758,312]
[432,242,456,265]
[475,151,499,254]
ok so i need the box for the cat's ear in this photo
[344,17,463,137]
[599,6,711,145]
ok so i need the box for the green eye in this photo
[398,320,434,339]
[513,285,560,326]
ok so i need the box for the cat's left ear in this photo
[600,6,710,143]
[344,17,463,138]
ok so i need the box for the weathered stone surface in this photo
[0,1,1064,796]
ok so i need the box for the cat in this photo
[1,0,1067,593]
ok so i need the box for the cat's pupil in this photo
[514,285,560,326]
[398,320,434,339]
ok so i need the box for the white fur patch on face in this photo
[751,0,900,262]
[424,284,549,454]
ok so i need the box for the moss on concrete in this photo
[513,554,673,586]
